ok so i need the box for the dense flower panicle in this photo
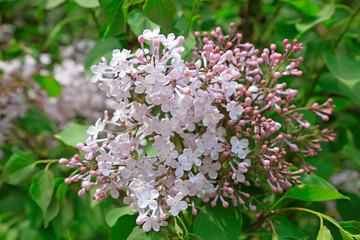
[61,25,336,232]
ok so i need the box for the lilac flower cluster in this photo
[0,40,111,157]
[0,55,38,157]
[60,25,335,232]
[42,40,113,127]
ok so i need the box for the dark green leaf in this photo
[273,217,307,240]
[29,169,55,213]
[56,181,68,204]
[299,175,337,192]
[185,233,202,240]
[99,0,126,38]
[193,203,242,240]
[339,221,360,235]
[43,178,67,228]
[84,37,122,76]
[147,229,171,240]
[74,0,99,8]
[325,52,360,89]
[286,185,350,202]
[143,0,176,31]
[124,0,145,8]
[2,152,36,186]
[43,196,59,228]
[295,2,335,34]
[127,226,150,239]
[284,0,320,17]
[109,214,137,240]
[316,225,333,240]
[54,123,89,148]
[340,231,353,240]
[319,73,360,106]
[127,9,159,36]
[19,109,55,133]
[105,206,134,227]
[34,75,62,97]
[337,193,360,221]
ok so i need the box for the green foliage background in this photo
[1,0,360,239]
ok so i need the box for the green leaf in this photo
[273,217,307,240]
[43,195,59,228]
[54,123,89,148]
[337,193,360,221]
[339,221,360,235]
[29,169,55,214]
[99,0,126,38]
[319,73,360,106]
[2,152,36,186]
[56,179,68,204]
[84,37,122,76]
[286,185,350,202]
[193,203,242,240]
[284,0,320,17]
[43,178,67,228]
[34,75,62,97]
[143,0,176,31]
[340,231,353,240]
[295,2,335,34]
[105,206,134,227]
[74,0,99,8]
[325,52,360,89]
[43,15,87,50]
[127,227,150,239]
[185,233,202,240]
[127,9,159,36]
[147,229,171,240]
[316,225,333,240]
[299,175,337,192]
[19,109,55,133]
[109,214,137,240]
[181,32,196,59]
[124,0,145,8]
[44,0,65,9]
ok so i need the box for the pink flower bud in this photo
[76,143,84,150]
[159,213,166,221]
[64,178,72,184]
[222,201,229,208]
[177,36,185,44]
[78,188,86,197]
[59,158,69,165]
[138,35,144,44]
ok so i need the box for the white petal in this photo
[152,221,160,232]
[138,198,148,208]
[178,201,188,211]
[209,169,218,179]
[110,189,119,199]
[148,200,158,210]
[171,205,179,216]
[143,221,152,232]
[236,173,245,182]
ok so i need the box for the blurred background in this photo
[0,0,360,239]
